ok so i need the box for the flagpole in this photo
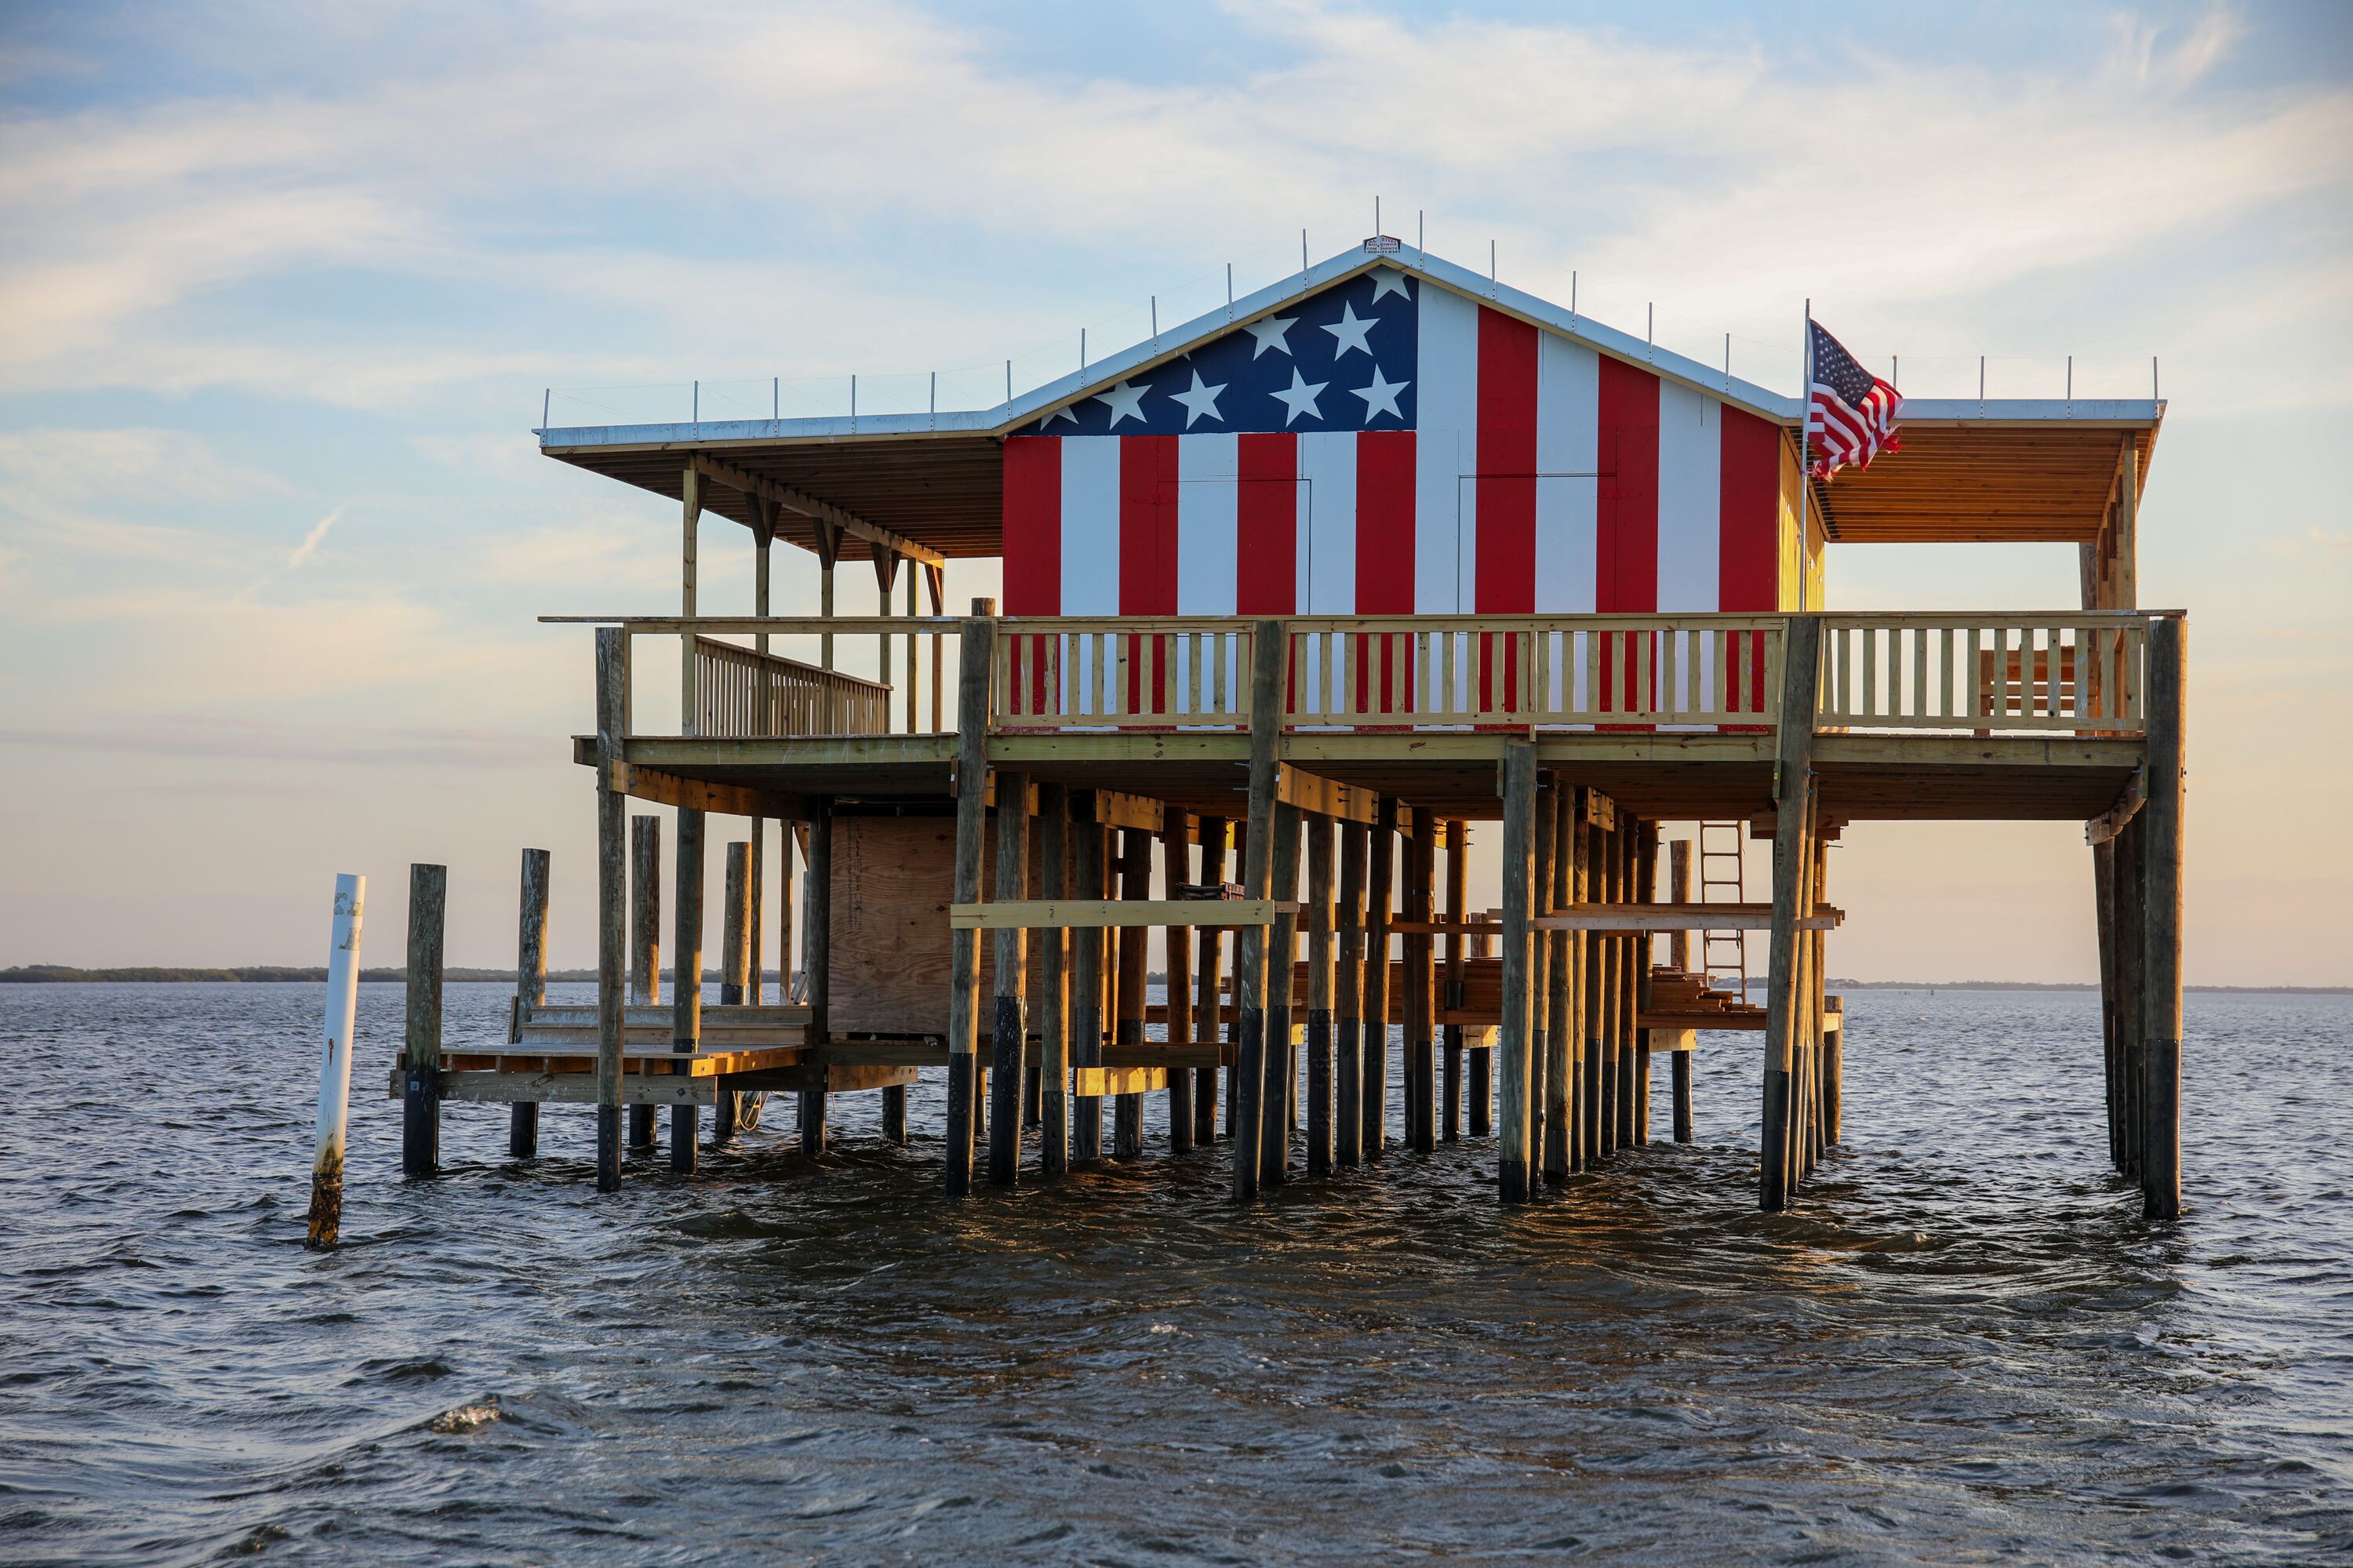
[1797,299,1813,612]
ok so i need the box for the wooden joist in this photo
[949,898,1297,930]
[1529,902,1843,932]
[1073,1065,1169,1097]
[691,452,947,569]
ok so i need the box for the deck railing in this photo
[554,611,2158,742]
[693,635,891,738]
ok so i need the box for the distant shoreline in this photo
[2,964,2347,995]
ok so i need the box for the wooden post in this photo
[671,802,705,1174]
[1363,795,1397,1159]
[1544,785,1573,1181]
[2140,616,2186,1221]
[1306,813,1336,1176]
[1634,820,1657,1146]
[307,873,365,1247]
[1115,826,1150,1159]
[1194,815,1229,1144]
[1231,620,1285,1202]
[400,861,446,1178]
[945,614,993,1195]
[803,801,835,1156]
[2115,813,2148,1180]
[1580,802,1606,1170]
[595,626,627,1193]
[1072,791,1106,1162]
[2094,834,2122,1169]
[711,840,750,1143]
[1530,780,1556,1170]
[1806,833,1828,1170]
[1760,614,1823,1212]
[1404,806,1436,1155]
[1162,812,1195,1155]
[1669,839,1695,1144]
[1616,823,1640,1151]
[1038,784,1071,1177]
[628,815,660,1151]
[1442,819,1467,1143]
[1497,740,1538,1203]
[1566,790,1591,1173]
[989,772,1031,1185]
[1264,803,1301,1181]
[1335,819,1367,1167]
[509,847,551,1159]
[1594,816,1619,1159]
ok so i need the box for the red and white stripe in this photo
[1002,291,1790,621]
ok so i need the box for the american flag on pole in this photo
[1806,319,1901,480]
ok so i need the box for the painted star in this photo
[1166,369,1227,428]
[1269,367,1329,426]
[1094,380,1150,427]
[1322,300,1378,359]
[1350,366,1409,424]
[1243,313,1298,358]
[1369,269,1412,303]
[1040,403,1078,428]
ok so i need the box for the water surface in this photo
[2,983,2348,1564]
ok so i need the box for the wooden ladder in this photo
[1698,820,1748,1001]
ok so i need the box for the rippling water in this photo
[2,981,2348,1565]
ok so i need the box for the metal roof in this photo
[538,242,2164,557]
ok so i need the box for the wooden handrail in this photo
[695,636,890,738]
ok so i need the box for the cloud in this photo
[287,505,344,568]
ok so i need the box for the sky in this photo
[1,0,2348,984]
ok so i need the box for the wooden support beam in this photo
[509,847,551,1160]
[671,799,706,1174]
[1566,788,1591,1173]
[1264,803,1302,1181]
[2140,616,2184,1221]
[1115,825,1151,1159]
[1544,784,1574,1181]
[1306,813,1336,1175]
[689,451,947,569]
[627,813,661,1152]
[402,862,446,1179]
[1163,812,1195,1155]
[944,616,991,1196]
[1074,1066,1171,1098]
[1444,818,1469,1144]
[1634,820,1659,1148]
[1335,818,1367,1168]
[1192,815,1227,1145]
[801,799,833,1155]
[1039,784,1071,1177]
[1497,741,1538,1204]
[713,839,750,1143]
[1231,620,1285,1202]
[595,626,628,1192]
[1669,839,1695,1145]
[1579,796,1605,1170]
[1761,613,1824,1213]
[949,899,1299,930]
[1071,791,1106,1162]
[987,771,1030,1186]
[1405,806,1436,1155]
[1364,795,1397,1160]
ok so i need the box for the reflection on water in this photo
[1,983,2348,1565]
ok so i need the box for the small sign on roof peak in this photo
[1362,235,1402,254]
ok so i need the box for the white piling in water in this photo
[306,872,366,1250]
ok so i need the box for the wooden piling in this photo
[1264,803,1301,1181]
[1580,803,1606,1169]
[1530,780,1555,1170]
[1668,839,1694,1144]
[401,861,446,1178]
[2094,833,2122,1169]
[1442,818,1467,1144]
[1363,795,1397,1159]
[1335,819,1367,1168]
[1072,791,1106,1162]
[1595,816,1620,1160]
[1497,740,1538,1204]
[1634,820,1658,1147]
[594,626,627,1193]
[2114,812,2147,1179]
[1162,812,1195,1155]
[713,839,751,1143]
[801,801,832,1157]
[1760,614,1823,1213]
[1404,806,1436,1155]
[628,814,660,1151]
[1806,833,1828,1170]
[1193,815,1229,1144]
[1115,826,1150,1159]
[1306,813,1336,1175]
[1566,790,1591,1172]
[671,804,706,1174]
[1230,620,1284,1202]
[509,847,551,1159]
[1544,786,1573,1181]
[988,772,1032,1185]
[944,613,992,1196]
[1038,784,1071,1177]
[2140,616,2186,1221]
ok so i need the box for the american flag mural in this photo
[1002,267,1794,620]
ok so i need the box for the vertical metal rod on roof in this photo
[930,370,937,422]
[850,374,857,422]
[1724,333,1732,392]
[2152,356,2160,400]
[1979,355,1986,414]
[1151,295,1158,344]
[2067,355,2073,415]
[1081,329,1087,374]
[693,380,699,426]
[1417,209,1424,257]
[1569,271,1577,328]
[1006,359,1013,402]
[1490,239,1497,284]
[1227,263,1234,315]
[1302,229,1309,272]
[1646,304,1653,359]
[541,388,549,428]
[1892,355,1899,389]
[1375,195,1381,236]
